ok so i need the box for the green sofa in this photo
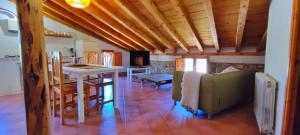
[172,70,255,118]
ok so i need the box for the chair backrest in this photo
[51,51,64,93]
[46,52,51,86]
[84,51,99,64]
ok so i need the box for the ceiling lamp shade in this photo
[65,0,91,8]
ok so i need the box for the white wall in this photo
[46,37,75,57]
[0,25,19,57]
[0,59,22,96]
[0,1,19,57]
[209,56,265,64]
[264,0,293,134]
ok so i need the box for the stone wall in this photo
[150,60,175,74]
[209,62,264,73]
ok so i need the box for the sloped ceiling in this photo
[42,0,269,55]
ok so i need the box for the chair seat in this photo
[84,77,114,110]
[83,76,98,81]
[64,79,77,84]
[53,83,89,95]
[84,78,113,87]
[49,79,76,86]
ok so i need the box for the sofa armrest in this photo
[172,71,184,101]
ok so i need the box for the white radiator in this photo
[254,73,277,134]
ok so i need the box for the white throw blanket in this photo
[180,71,203,112]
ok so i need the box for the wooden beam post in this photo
[16,0,51,135]
[236,0,250,52]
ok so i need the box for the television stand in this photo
[127,67,151,81]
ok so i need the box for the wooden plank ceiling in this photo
[42,0,269,55]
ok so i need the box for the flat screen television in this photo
[130,51,150,67]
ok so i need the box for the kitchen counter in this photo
[0,57,22,96]
[0,57,20,62]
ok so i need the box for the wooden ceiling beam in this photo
[45,1,141,51]
[257,29,267,52]
[95,0,165,52]
[140,0,189,52]
[44,5,136,50]
[170,0,204,52]
[43,11,132,51]
[114,0,176,51]
[203,0,220,51]
[84,1,154,51]
[235,0,250,52]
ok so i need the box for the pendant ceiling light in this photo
[65,0,91,9]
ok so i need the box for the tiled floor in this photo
[0,77,260,135]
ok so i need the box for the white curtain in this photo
[102,52,114,67]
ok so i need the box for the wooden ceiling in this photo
[41,0,269,55]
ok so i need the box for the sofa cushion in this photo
[221,66,239,73]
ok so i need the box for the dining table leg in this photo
[113,71,119,108]
[76,75,85,123]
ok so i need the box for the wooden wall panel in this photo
[113,52,123,66]
[175,58,184,71]
[282,0,300,134]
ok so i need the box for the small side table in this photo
[127,67,151,81]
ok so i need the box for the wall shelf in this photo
[44,29,72,38]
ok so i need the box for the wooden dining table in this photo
[49,64,123,123]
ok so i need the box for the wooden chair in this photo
[51,51,90,125]
[47,53,78,116]
[45,53,53,115]
[84,51,114,110]
[46,53,54,116]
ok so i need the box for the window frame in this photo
[179,56,209,73]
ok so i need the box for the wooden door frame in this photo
[282,0,300,134]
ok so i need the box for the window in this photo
[184,58,194,71]
[102,52,114,67]
[196,59,207,73]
